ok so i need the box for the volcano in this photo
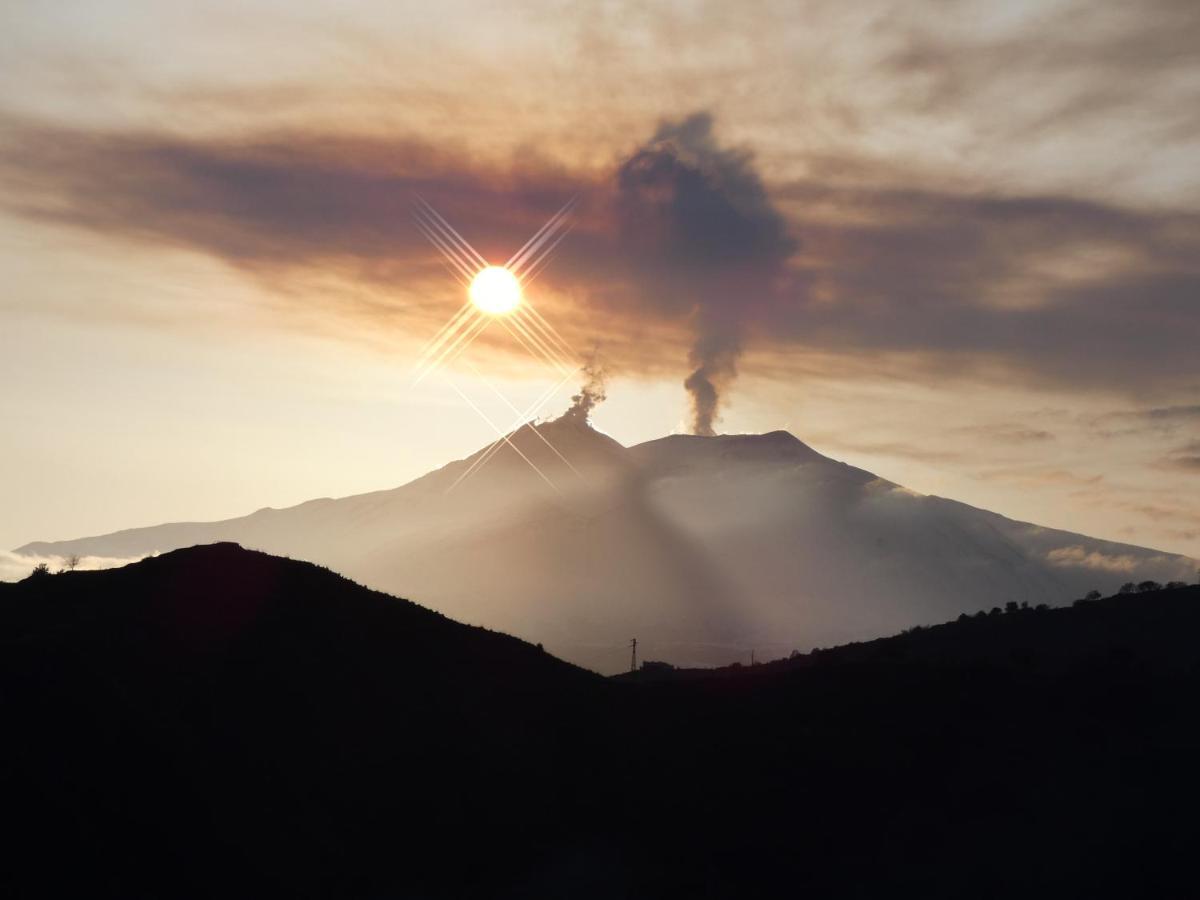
[15,417,1197,672]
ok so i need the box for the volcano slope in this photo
[3,545,1199,898]
[14,418,1199,674]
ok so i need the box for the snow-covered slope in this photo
[15,419,1196,672]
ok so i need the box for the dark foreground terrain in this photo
[3,545,1199,898]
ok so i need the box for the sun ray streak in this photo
[412,203,475,264]
[508,208,574,279]
[413,196,480,262]
[429,312,489,368]
[427,307,507,381]
[508,311,572,370]
[447,368,580,492]
[436,314,494,373]
[413,209,479,280]
[413,314,489,385]
[416,300,475,362]
[505,197,572,269]
[498,316,571,375]
[438,259,471,288]
[507,314,573,374]
[464,361,586,482]
[415,195,489,268]
[517,223,574,288]
[519,301,577,361]
[416,226,475,284]
[443,378,562,495]
[524,301,576,353]
[413,304,478,375]
[502,306,571,367]
[506,195,576,270]
[508,213,573,280]
[416,232,473,287]
[507,197,577,273]
[416,219,478,280]
[517,307,575,363]
[416,304,480,367]
[496,316,563,372]
[413,214,486,290]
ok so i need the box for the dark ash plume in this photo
[615,112,796,435]
[683,335,740,437]
[562,358,608,424]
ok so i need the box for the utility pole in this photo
[630,638,637,673]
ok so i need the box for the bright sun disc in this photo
[469,266,522,315]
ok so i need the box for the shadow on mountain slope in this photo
[3,545,1199,898]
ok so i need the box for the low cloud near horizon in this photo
[0,550,150,584]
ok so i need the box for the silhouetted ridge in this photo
[1,543,605,897]
[620,582,1200,682]
[4,547,1200,897]
[1,542,597,684]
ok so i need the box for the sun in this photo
[469,266,522,315]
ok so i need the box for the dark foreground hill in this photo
[3,546,1200,898]
[0,545,605,899]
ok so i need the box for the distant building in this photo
[640,660,675,674]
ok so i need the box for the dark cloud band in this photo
[2,110,1198,417]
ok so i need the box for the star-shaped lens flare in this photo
[409,194,583,492]
[469,266,522,315]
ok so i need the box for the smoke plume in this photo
[615,113,796,435]
[683,333,740,436]
[562,358,608,424]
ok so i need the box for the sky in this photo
[2,0,1199,564]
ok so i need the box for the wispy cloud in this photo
[1161,440,1200,472]
[976,467,1104,489]
[1045,545,1142,573]
[952,423,1055,443]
